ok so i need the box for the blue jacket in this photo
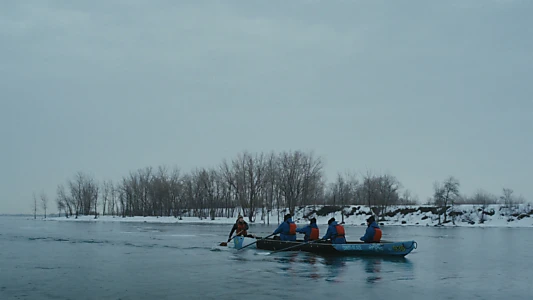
[322,221,346,244]
[273,218,297,241]
[296,223,318,242]
[360,221,380,243]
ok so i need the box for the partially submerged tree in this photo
[32,192,38,219]
[101,180,113,216]
[57,198,65,218]
[56,184,71,218]
[40,191,48,219]
[65,172,99,218]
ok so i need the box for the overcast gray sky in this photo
[1,0,532,214]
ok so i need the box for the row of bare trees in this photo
[324,172,412,222]
[51,150,418,222]
[54,151,325,222]
[56,172,99,219]
[46,150,528,223]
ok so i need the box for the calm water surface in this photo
[1,216,531,300]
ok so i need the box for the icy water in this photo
[1,217,532,300]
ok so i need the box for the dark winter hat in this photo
[284,214,292,221]
[328,217,336,225]
[310,217,317,224]
[367,216,375,223]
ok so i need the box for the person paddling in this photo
[296,217,319,242]
[227,215,249,242]
[273,214,297,241]
[360,215,382,243]
[322,217,346,244]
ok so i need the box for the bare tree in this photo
[56,184,71,218]
[501,188,514,206]
[470,190,497,223]
[101,180,112,216]
[377,174,401,218]
[433,182,445,224]
[264,151,278,225]
[357,172,400,220]
[278,151,323,215]
[32,192,38,219]
[360,171,379,215]
[93,185,99,219]
[220,159,236,217]
[110,184,118,217]
[118,184,126,217]
[400,189,418,205]
[500,188,516,214]
[245,152,265,222]
[300,152,324,207]
[40,191,48,219]
[61,172,100,218]
[227,154,249,218]
[57,198,65,217]
[433,176,460,224]
[169,167,182,218]
[327,171,359,223]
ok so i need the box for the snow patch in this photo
[46,204,533,228]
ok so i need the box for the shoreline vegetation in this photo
[31,150,529,227]
[44,204,533,228]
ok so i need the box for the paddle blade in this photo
[219,242,228,246]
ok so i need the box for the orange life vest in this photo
[335,225,345,239]
[309,227,319,240]
[237,223,247,236]
[373,228,382,242]
[288,223,297,235]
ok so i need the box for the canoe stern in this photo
[233,236,257,250]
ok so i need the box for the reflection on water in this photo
[364,258,382,283]
[275,252,299,277]
[321,255,347,283]
[306,255,320,280]
[271,252,414,284]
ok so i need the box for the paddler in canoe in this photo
[227,215,251,242]
[272,214,297,241]
[296,217,320,242]
[322,217,347,244]
[360,215,382,243]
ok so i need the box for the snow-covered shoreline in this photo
[46,204,533,228]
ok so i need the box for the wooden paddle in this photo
[264,238,325,255]
[237,233,276,251]
[219,230,243,246]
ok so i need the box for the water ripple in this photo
[34,266,60,270]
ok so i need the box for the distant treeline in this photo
[48,150,527,223]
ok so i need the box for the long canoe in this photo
[256,239,417,257]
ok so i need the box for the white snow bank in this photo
[46,204,533,228]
